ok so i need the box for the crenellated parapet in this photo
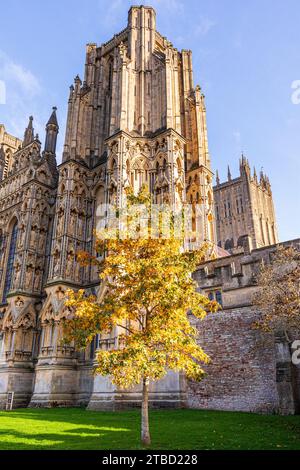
[194,238,300,309]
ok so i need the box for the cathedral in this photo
[0,6,298,413]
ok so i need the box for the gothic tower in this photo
[26,5,216,408]
[0,5,285,412]
[62,5,215,237]
[214,155,279,251]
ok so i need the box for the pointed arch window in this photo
[108,61,113,93]
[3,222,18,303]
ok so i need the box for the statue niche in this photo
[14,257,22,289]
[56,206,65,237]
[52,246,61,277]
[25,263,34,290]
[65,250,75,279]
[68,207,78,237]
[29,225,39,249]
[34,266,42,292]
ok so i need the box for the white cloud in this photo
[194,17,216,37]
[97,0,125,30]
[0,51,41,97]
[0,51,43,139]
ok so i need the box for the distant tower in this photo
[213,154,279,251]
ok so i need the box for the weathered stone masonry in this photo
[191,239,300,415]
[0,5,298,413]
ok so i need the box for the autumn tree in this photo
[253,244,300,340]
[64,187,218,446]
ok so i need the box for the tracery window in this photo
[224,202,227,218]
[227,201,232,217]
[108,61,113,92]
[2,222,18,303]
[236,196,244,215]
[260,215,265,245]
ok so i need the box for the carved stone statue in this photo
[65,252,74,278]
[25,265,34,290]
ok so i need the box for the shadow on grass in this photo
[0,408,143,450]
[0,428,137,451]
[0,408,299,450]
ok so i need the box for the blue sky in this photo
[0,0,299,242]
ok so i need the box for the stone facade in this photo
[0,5,297,413]
[0,124,22,180]
[214,158,278,251]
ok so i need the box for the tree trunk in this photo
[141,377,151,446]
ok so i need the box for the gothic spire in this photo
[69,84,74,102]
[216,169,220,185]
[227,165,232,181]
[74,75,82,93]
[260,167,264,183]
[43,107,59,182]
[253,166,257,182]
[239,153,245,172]
[46,106,58,128]
[44,107,59,154]
[23,116,34,147]
[240,152,250,177]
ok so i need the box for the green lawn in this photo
[0,408,299,450]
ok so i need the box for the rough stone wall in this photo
[187,308,279,413]
[189,240,300,414]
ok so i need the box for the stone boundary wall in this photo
[187,239,300,414]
